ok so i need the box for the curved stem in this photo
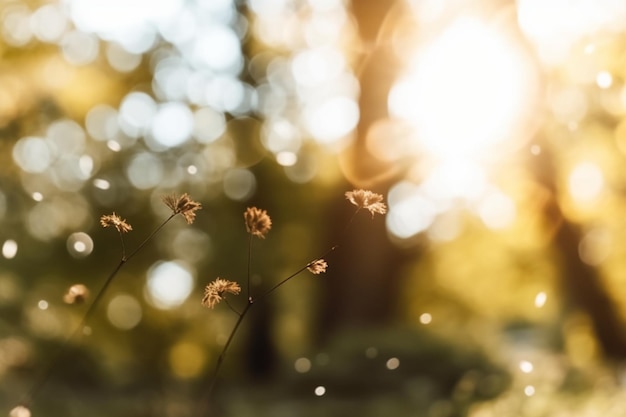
[223,298,242,316]
[200,300,253,416]
[255,265,310,303]
[198,207,364,414]
[246,234,253,299]
[19,214,177,407]
[21,259,125,406]
[256,245,338,303]
[125,214,176,261]
[118,232,127,260]
[343,210,360,237]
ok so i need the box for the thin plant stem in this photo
[118,231,127,260]
[208,301,252,392]
[255,244,337,303]
[200,207,370,414]
[223,298,242,316]
[343,209,360,237]
[19,213,177,408]
[246,234,252,298]
[255,266,309,303]
[21,259,125,407]
[125,214,176,261]
[200,300,253,417]
[201,243,339,408]
[199,248,330,414]
[253,208,360,302]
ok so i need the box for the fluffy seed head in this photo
[307,259,328,275]
[345,189,387,217]
[244,207,272,238]
[162,193,202,224]
[100,213,132,233]
[202,278,241,309]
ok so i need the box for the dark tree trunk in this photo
[533,145,626,359]
[317,0,413,339]
[318,193,410,336]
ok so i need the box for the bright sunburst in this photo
[385,14,541,239]
[388,16,539,161]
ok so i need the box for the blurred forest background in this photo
[2,0,626,416]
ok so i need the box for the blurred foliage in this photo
[2,0,626,416]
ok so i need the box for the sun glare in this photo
[388,17,537,160]
[385,14,540,240]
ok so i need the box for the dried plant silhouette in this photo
[11,193,202,417]
[198,189,387,416]
[10,190,386,417]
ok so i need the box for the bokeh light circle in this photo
[223,168,256,201]
[107,294,142,330]
[66,232,94,258]
[12,136,54,173]
[150,102,194,147]
[145,260,194,310]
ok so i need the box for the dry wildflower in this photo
[244,207,272,239]
[63,284,90,304]
[9,405,31,417]
[100,213,133,233]
[307,259,328,275]
[202,278,241,309]
[162,193,202,224]
[345,189,387,217]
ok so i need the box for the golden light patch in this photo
[168,342,207,379]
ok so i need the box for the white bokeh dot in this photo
[145,261,194,309]
[150,102,194,148]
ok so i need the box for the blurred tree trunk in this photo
[317,0,412,338]
[318,192,411,336]
[533,145,626,359]
[342,0,407,184]
[324,0,626,362]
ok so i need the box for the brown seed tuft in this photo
[345,189,387,217]
[100,213,133,233]
[244,207,272,239]
[162,193,202,224]
[307,259,328,275]
[202,278,241,309]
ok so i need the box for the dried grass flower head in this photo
[100,212,133,233]
[244,207,272,238]
[202,278,241,309]
[63,284,90,304]
[345,189,387,217]
[307,259,328,275]
[162,193,202,224]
